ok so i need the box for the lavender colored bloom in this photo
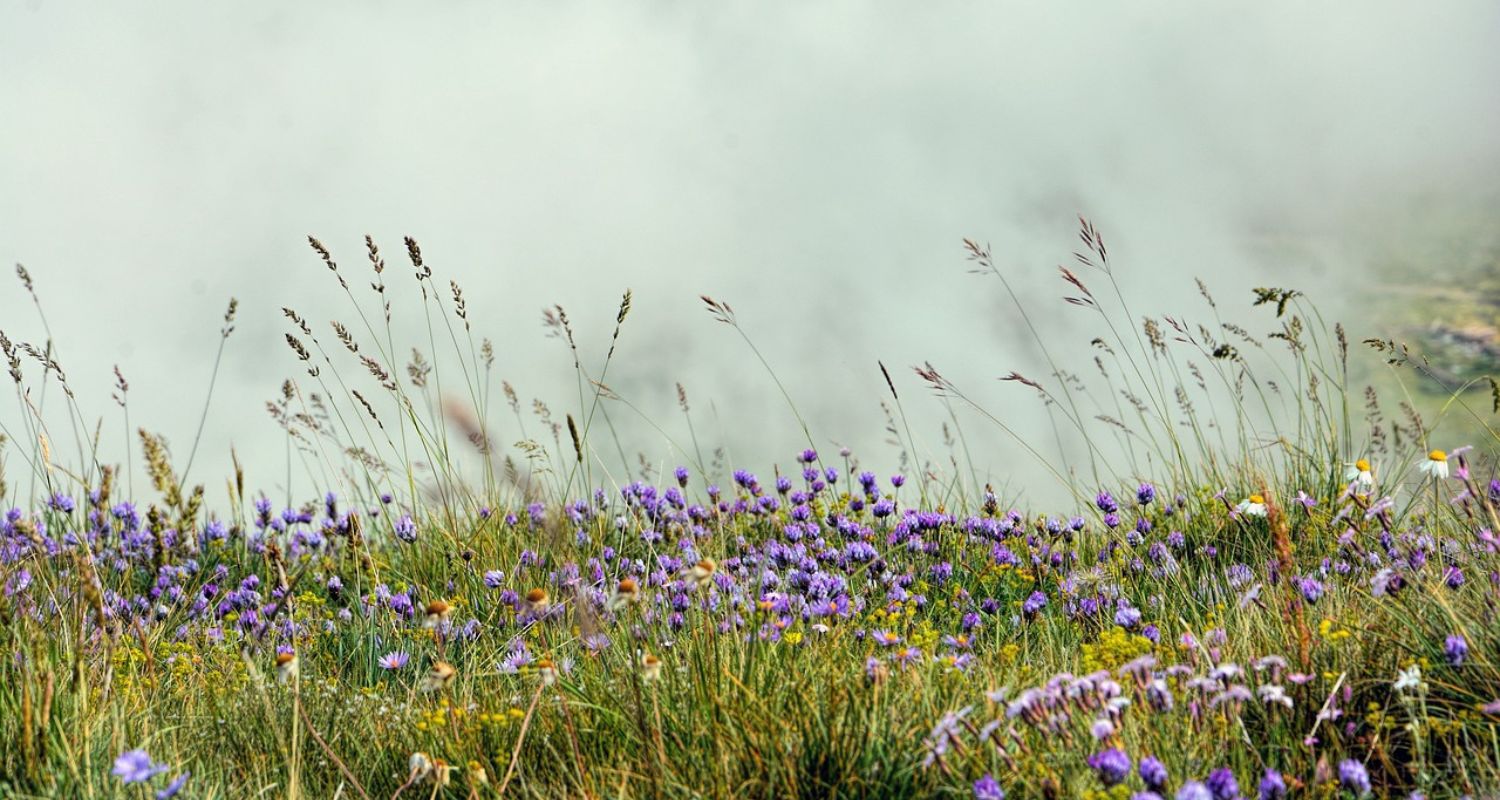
[393,514,418,543]
[483,570,505,589]
[1445,634,1468,666]
[1257,769,1287,800]
[157,772,191,799]
[1138,483,1156,505]
[113,749,168,784]
[378,650,410,670]
[1087,748,1131,787]
[1139,756,1169,791]
[972,774,1004,800]
[1205,767,1238,800]
[1338,760,1371,796]
[1096,491,1119,513]
[1298,577,1324,604]
[1022,591,1047,617]
[1176,783,1213,800]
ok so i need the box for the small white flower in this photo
[1393,664,1425,694]
[1257,684,1294,709]
[1236,494,1268,517]
[1418,450,1449,480]
[1344,459,1374,489]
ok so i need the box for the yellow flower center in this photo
[1355,459,1370,472]
[1248,494,1264,504]
[1428,450,1447,462]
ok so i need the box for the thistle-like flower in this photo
[610,578,639,612]
[424,599,452,629]
[680,558,717,589]
[420,661,456,693]
[408,752,433,782]
[525,588,550,615]
[640,652,663,683]
[275,651,299,685]
[535,658,559,686]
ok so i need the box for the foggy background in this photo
[3,2,1498,507]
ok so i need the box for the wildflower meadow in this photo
[1,222,1499,799]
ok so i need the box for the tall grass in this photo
[0,221,1497,799]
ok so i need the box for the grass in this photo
[1,219,1499,799]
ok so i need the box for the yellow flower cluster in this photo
[1318,618,1352,641]
[415,698,468,732]
[1082,627,1154,673]
[477,707,526,727]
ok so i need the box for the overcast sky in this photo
[2,2,1498,506]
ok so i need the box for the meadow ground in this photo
[2,225,1499,799]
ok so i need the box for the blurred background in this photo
[2,2,1497,506]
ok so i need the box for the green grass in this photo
[1,223,1499,799]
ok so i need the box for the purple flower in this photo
[1087,748,1131,787]
[1139,756,1169,791]
[1205,767,1238,800]
[1096,492,1119,513]
[1022,591,1047,617]
[157,772,191,799]
[393,514,418,543]
[1337,760,1371,797]
[1137,483,1156,505]
[113,749,168,784]
[483,570,505,589]
[1445,635,1468,666]
[972,773,1004,800]
[1257,769,1287,800]
[378,651,410,670]
[1176,782,1213,800]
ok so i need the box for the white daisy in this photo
[1236,494,1268,517]
[1344,458,1374,489]
[1418,450,1449,480]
